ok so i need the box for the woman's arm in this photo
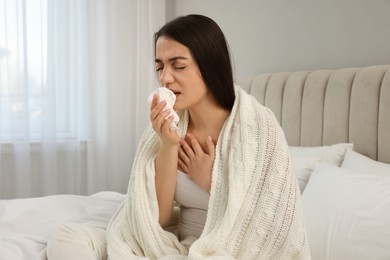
[150,94,180,227]
[155,143,178,227]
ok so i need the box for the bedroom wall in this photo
[165,0,390,82]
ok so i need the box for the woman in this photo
[152,14,234,233]
[106,14,310,259]
[48,14,310,259]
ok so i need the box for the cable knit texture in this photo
[105,86,311,260]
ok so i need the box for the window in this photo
[0,0,79,141]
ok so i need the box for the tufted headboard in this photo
[241,65,390,164]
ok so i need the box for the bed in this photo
[0,191,125,260]
[1,65,389,260]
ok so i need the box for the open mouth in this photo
[171,90,181,97]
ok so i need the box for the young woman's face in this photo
[155,36,210,111]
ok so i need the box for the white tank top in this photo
[174,171,210,239]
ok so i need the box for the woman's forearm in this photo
[155,143,178,227]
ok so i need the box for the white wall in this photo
[166,0,390,82]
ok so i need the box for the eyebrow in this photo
[155,56,188,63]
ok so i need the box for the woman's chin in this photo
[173,101,183,111]
[173,104,181,111]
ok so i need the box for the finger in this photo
[153,109,170,132]
[177,162,184,173]
[180,138,195,158]
[161,115,174,134]
[150,100,167,121]
[150,100,166,121]
[206,136,216,158]
[187,133,204,155]
[150,94,159,110]
[178,146,190,164]
[178,158,188,172]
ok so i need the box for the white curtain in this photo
[0,0,165,199]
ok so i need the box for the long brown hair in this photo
[155,14,235,110]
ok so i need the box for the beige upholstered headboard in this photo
[241,65,390,164]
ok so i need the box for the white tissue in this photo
[147,87,179,130]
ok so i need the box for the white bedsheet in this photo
[0,191,125,260]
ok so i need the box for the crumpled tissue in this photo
[147,87,179,130]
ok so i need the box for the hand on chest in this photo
[177,132,216,192]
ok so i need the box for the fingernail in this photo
[159,100,166,105]
[208,136,212,142]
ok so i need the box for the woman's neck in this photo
[187,103,230,135]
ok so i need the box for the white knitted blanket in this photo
[106,86,311,260]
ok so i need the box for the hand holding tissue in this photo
[148,87,180,130]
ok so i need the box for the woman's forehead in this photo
[155,36,192,61]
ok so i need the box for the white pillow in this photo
[290,156,320,193]
[342,150,390,175]
[289,143,353,193]
[302,163,390,260]
[289,143,353,166]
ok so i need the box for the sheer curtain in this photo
[0,0,165,199]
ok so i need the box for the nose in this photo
[159,67,174,86]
